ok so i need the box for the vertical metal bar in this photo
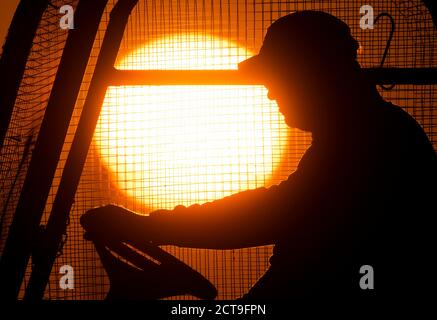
[21,0,138,300]
[0,0,108,300]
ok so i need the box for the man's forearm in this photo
[146,188,280,249]
[148,209,275,249]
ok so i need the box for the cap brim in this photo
[238,54,265,76]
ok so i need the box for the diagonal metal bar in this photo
[0,0,108,300]
[27,0,139,300]
[0,0,48,150]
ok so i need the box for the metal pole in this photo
[109,68,437,86]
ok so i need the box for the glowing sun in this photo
[94,33,289,211]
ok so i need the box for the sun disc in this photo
[94,33,288,211]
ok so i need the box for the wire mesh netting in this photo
[0,0,436,300]
[0,0,77,257]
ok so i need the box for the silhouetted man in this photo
[81,11,437,299]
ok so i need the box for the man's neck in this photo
[311,87,385,144]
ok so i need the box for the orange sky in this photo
[0,0,20,54]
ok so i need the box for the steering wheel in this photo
[92,239,218,300]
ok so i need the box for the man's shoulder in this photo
[374,101,435,152]
[379,101,425,136]
[377,100,436,165]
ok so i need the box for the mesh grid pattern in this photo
[0,0,436,300]
[0,0,76,255]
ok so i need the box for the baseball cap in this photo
[238,11,359,79]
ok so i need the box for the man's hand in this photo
[81,205,217,300]
[81,204,154,244]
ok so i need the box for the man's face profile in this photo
[242,10,364,133]
[263,60,326,132]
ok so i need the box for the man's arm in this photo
[146,175,299,249]
[81,147,315,250]
[81,172,303,250]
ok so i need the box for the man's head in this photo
[239,11,362,132]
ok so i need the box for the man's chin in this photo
[284,118,308,131]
